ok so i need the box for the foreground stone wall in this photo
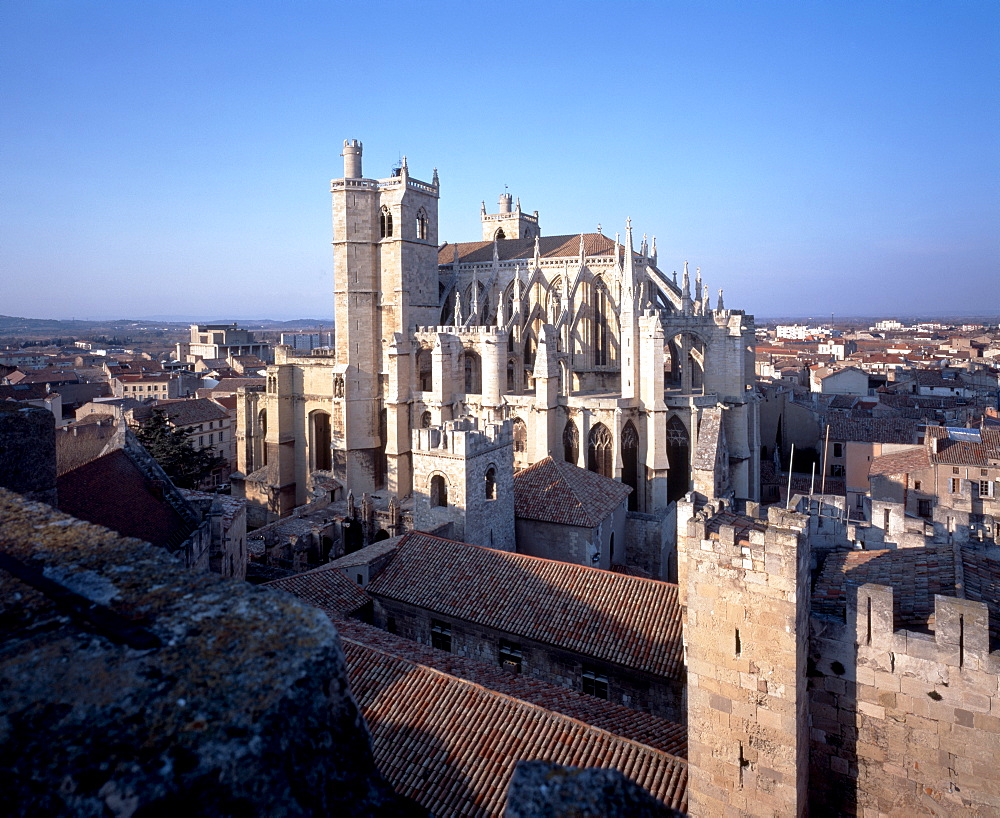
[0,488,416,817]
[809,584,1000,815]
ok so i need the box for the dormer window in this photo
[379,206,393,238]
[416,208,429,240]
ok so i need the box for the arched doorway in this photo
[666,415,690,502]
[430,474,448,507]
[621,421,639,510]
[310,411,332,471]
[588,423,613,478]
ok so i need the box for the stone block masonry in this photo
[0,488,418,817]
[685,506,811,817]
[809,582,1000,815]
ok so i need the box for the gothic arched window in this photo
[417,347,433,392]
[462,350,482,394]
[485,467,496,500]
[379,206,393,238]
[563,420,579,464]
[512,417,527,453]
[495,227,506,240]
[420,411,432,428]
[622,420,639,510]
[666,415,690,502]
[548,277,563,325]
[588,423,613,478]
[592,279,610,366]
[416,208,428,240]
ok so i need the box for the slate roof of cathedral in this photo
[438,232,631,266]
[512,456,631,528]
[263,562,371,617]
[812,545,1000,643]
[341,631,688,816]
[331,615,687,757]
[366,533,684,679]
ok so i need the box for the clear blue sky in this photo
[3,1,998,321]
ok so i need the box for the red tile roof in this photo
[813,545,1000,643]
[263,562,371,617]
[332,615,686,756]
[342,634,688,816]
[826,417,918,445]
[513,456,631,527]
[868,446,932,476]
[366,533,684,679]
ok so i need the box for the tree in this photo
[133,410,228,489]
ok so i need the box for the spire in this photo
[622,218,636,306]
[650,236,657,266]
[695,266,702,303]
[614,232,621,270]
[578,233,586,265]
[717,288,725,311]
[481,201,487,216]
[454,291,462,328]
[515,196,521,212]
[641,233,648,258]
[533,234,541,269]
[682,261,692,316]
[399,155,408,180]
[432,167,439,186]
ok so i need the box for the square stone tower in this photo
[331,141,440,494]
[480,193,540,240]
[411,416,515,551]
[683,503,811,817]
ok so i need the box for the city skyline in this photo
[3,1,998,320]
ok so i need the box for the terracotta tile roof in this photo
[149,398,230,426]
[331,616,687,756]
[513,456,631,527]
[826,417,918,445]
[366,533,684,679]
[55,419,119,476]
[341,631,688,816]
[56,449,194,551]
[439,233,627,266]
[326,536,404,569]
[869,446,932,476]
[263,563,371,617]
[926,425,1000,466]
[813,546,1000,643]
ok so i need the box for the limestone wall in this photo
[809,584,1000,815]
[685,507,811,817]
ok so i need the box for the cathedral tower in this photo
[331,140,440,494]
[480,193,540,240]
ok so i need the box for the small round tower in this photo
[341,139,363,179]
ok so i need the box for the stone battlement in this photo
[411,416,511,458]
[849,582,1000,674]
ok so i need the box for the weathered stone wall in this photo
[0,488,415,817]
[809,584,1000,815]
[685,506,811,817]
[0,402,56,506]
[626,506,676,580]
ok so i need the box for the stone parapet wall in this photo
[809,583,1000,815]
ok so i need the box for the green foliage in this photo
[133,409,227,489]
